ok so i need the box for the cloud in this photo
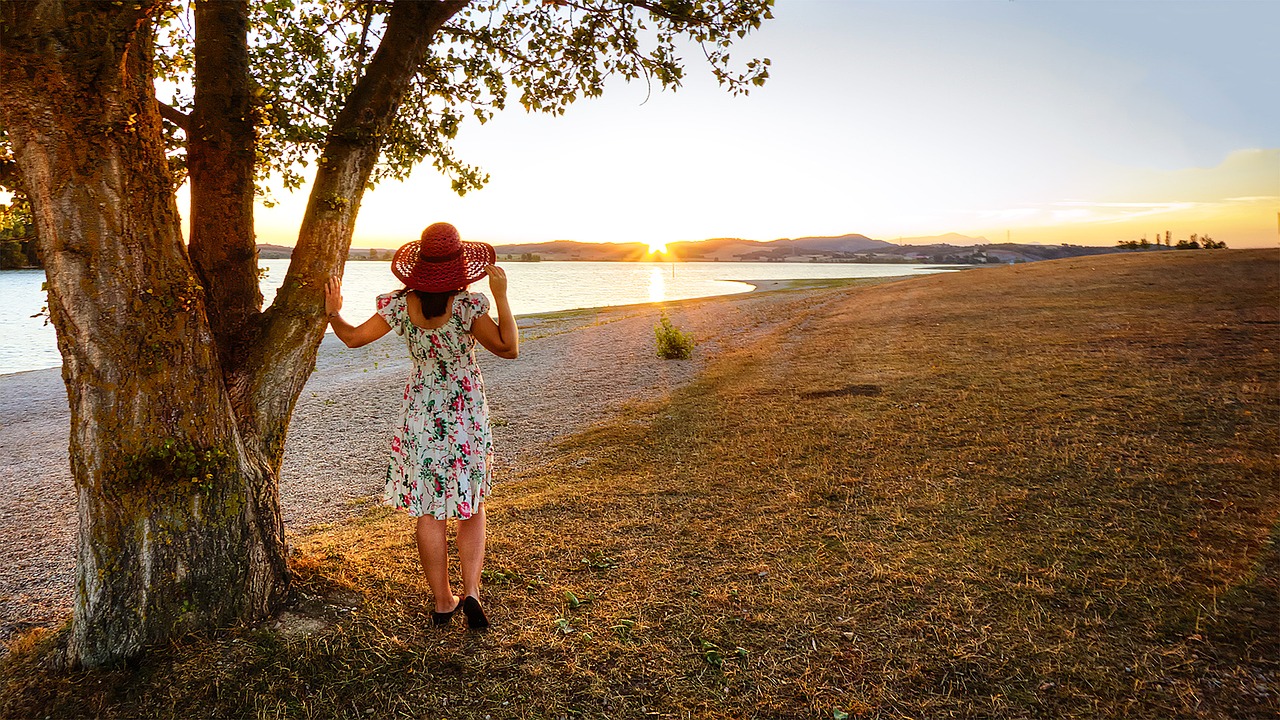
[1046,201,1206,225]
[1224,196,1280,203]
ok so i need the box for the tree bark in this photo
[188,0,262,371]
[0,1,287,667]
[0,0,468,667]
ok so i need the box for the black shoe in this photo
[462,596,489,630]
[431,597,462,627]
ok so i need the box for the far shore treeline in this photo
[273,230,1230,267]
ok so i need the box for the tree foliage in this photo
[0,126,35,268]
[153,0,772,196]
[0,203,34,268]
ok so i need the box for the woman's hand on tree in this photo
[324,277,343,318]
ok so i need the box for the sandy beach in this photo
[0,279,838,646]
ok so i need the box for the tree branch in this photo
[355,0,376,70]
[156,100,190,131]
[187,0,261,379]
[245,0,469,451]
[604,0,716,28]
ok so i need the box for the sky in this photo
[250,0,1280,250]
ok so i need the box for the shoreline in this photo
[0,276,910,379]
[0,277,880,647]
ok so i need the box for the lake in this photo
[1,260,955,375]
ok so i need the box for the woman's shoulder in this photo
[451,291,490,328]
[453,291,489,310]
[376,291,406,330]
[376,290,405,309]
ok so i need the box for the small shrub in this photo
[654,314,694,359]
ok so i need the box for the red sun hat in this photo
[391,222,495,292]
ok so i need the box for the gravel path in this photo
[0,281,825,646]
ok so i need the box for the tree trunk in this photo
[0,1,287,667]
[187,0,262,371]
[0,0,466,667]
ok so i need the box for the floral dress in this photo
[376,290,493,520]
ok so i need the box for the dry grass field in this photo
[3,249,1276,719]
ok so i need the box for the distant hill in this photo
[966,242,1136,263]
[256,234,1169,265]
[894,233,990,246]
[492,240,649,261]
[255,244,397,260]
[257,243,294,259]
[666,233,892,261]
[793,233,896,253]
[491,233,1022,264]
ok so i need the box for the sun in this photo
[647,241,668,254]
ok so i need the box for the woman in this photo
[324,222,518,629]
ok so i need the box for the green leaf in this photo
[154,0,772,197]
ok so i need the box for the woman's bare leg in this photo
[456,504,486,600]
[415,515,457,612]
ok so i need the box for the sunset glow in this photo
[244,1,1279,251]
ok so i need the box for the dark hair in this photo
[400,288,460,318]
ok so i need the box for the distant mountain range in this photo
[492,232,1155,263]
[256,233,1154,265]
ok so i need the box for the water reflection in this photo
[648,266,665,303]
[0,259,958,374]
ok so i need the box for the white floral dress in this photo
[376,291,493,520]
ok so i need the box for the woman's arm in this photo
[325,277,391,348]
[471,265,518,359]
